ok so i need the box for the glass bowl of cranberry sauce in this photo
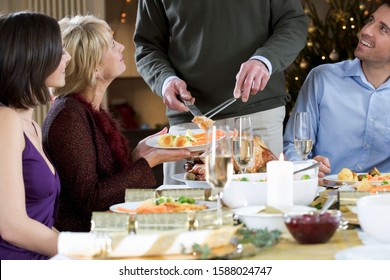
[283,210,342,244]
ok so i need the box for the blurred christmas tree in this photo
[285,0,381,113]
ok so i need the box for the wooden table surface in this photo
[248,229,362,260]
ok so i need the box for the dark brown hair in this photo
[0,12,63,109]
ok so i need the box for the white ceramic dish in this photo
[223,173,320,209]
[146,129,206,152]
[171,173,210,188]
[110,200,217,213]
[234,205,315,233]
[357,193,390,243]
[293,160,320,179]
[335,244,390,260]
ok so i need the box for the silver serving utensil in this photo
[293,161,321,175]
[204,97,238,118]
[319,190,338,214]
[178,95,203,117]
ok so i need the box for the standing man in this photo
[284,0,390,178]
[134,0,308,183]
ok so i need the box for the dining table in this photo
[53,185,375,261]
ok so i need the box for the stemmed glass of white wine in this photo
[205,123,233,227]
[294,112,313,160]
[233,116,254,173]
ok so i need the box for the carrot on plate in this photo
[193,139,206,145]
[135,204,170,213]
[115,206,136,213]
[369,185,390,193]
[193,132,206,139]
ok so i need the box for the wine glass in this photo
[294,112,313,160]
[205,123,233,227]
[233,116,254,173]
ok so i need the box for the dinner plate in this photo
[324,173,390,187]
[322,174,360,186]
[335,244,390,260]
[110,200,217,213]
[145,129,206,152]
[171,173,210,188]
[317,186,326,194]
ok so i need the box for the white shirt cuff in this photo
[250,56,272,74]
[162,76,180,97]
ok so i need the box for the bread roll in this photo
[157,134,174,147]
[338,168,357,181]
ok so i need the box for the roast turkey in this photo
[184,136,278,180]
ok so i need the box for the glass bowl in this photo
[283,210,341,244]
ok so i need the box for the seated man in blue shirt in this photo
[283,0,390,179]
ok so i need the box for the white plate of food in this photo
[335,244,390,260]
[109,200,217,214]
[171,173,210,188]
[145,129,207,152]
[322,174,360,185]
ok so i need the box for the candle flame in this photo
[279,153,284,161]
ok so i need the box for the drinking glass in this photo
[294,112,313,160]
[205,123,233,227]
[233,116,254,173]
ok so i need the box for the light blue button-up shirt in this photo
[283,58,390,174]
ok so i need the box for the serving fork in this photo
[178,96,238,118]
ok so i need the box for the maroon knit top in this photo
[42,94,156,232]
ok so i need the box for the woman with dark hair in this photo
[0,12,71,260]
[42,15,195,232]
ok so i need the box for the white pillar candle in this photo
[266,154,293,208]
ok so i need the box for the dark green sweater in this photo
[134,0,308,125]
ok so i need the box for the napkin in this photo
[58,226,239,258]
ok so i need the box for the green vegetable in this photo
[177,196,187,203]
[155,197,166,205]
[301,174,311,180]
[381,180,389,185]
[240,177,250,182]
[176,195,196,204]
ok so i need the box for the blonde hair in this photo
[54,15,112,96]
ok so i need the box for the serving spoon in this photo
[293,161,321,175]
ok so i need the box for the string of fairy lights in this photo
[119,0,132,24]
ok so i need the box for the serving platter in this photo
[171,173,210,188]
[109,200,217,213]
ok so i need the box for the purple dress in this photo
[0,134,60,260]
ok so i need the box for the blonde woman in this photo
[42,15,195,232]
